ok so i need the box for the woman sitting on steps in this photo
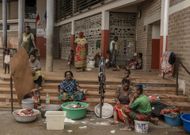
[58,71,86,101]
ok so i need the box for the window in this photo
[25,0,36,19]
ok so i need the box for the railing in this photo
[175,58,190,95]
[56,0,114,20]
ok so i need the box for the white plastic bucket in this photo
[87,60,95,68]
[134,120,149,133]
[45,111,66,130]
[21,98,34,109]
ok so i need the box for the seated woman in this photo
[113,79,132,124]
[122,69,131,83]
[126,53,142,70]
[29,53,43,107]
[121,84,152,131]
[58,71,85,101]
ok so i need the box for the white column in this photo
[101,10,109,30]
[46,0,55,72]
[101,10,110,56]
[160,0,169,53]
[18,0,25,47]
[71,20,75,35]
[2,0,7,48]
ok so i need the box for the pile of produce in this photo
[16,108,35,116]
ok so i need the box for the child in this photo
[105,50,111,68]
[29,53,42,107]
[4,48,10,74]
[94,52,101,67]
[68,49,74,69]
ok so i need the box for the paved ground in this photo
[0,111,188,135]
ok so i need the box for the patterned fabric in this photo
[59,79,77,96]
[161,51,173,76]
[74,37,87,68]
[114,104,127,122]
[58,91,84,101]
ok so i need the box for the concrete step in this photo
[0,89,188,103]
[0,86,182,99]
[0,102,21,110]
[0,93,114,104]
[0,93,189,112]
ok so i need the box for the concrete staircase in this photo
[0,74,190,112]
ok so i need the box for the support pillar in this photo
[101,11,110,57]
[160,0,169,59]
[70,20,75,50]
[46,0,55,72]
[2,0,7,48]
[18,0,25,47]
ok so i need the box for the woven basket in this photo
[12,109,40,123]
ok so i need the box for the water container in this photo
[45,111,66,130]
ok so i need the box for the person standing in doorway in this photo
[74,32,88,71]
[109,36,119,70]
[21,26,36,55]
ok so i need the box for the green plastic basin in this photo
[61,101,89,120]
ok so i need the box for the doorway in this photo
[151,22,160,69]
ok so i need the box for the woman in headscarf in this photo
[58,71,85,101]
[74,32,88,71]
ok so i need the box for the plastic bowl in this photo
[94,103,113,119]
[181,114,190,133]
[163,114,182,126]
[61,101,88,120]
